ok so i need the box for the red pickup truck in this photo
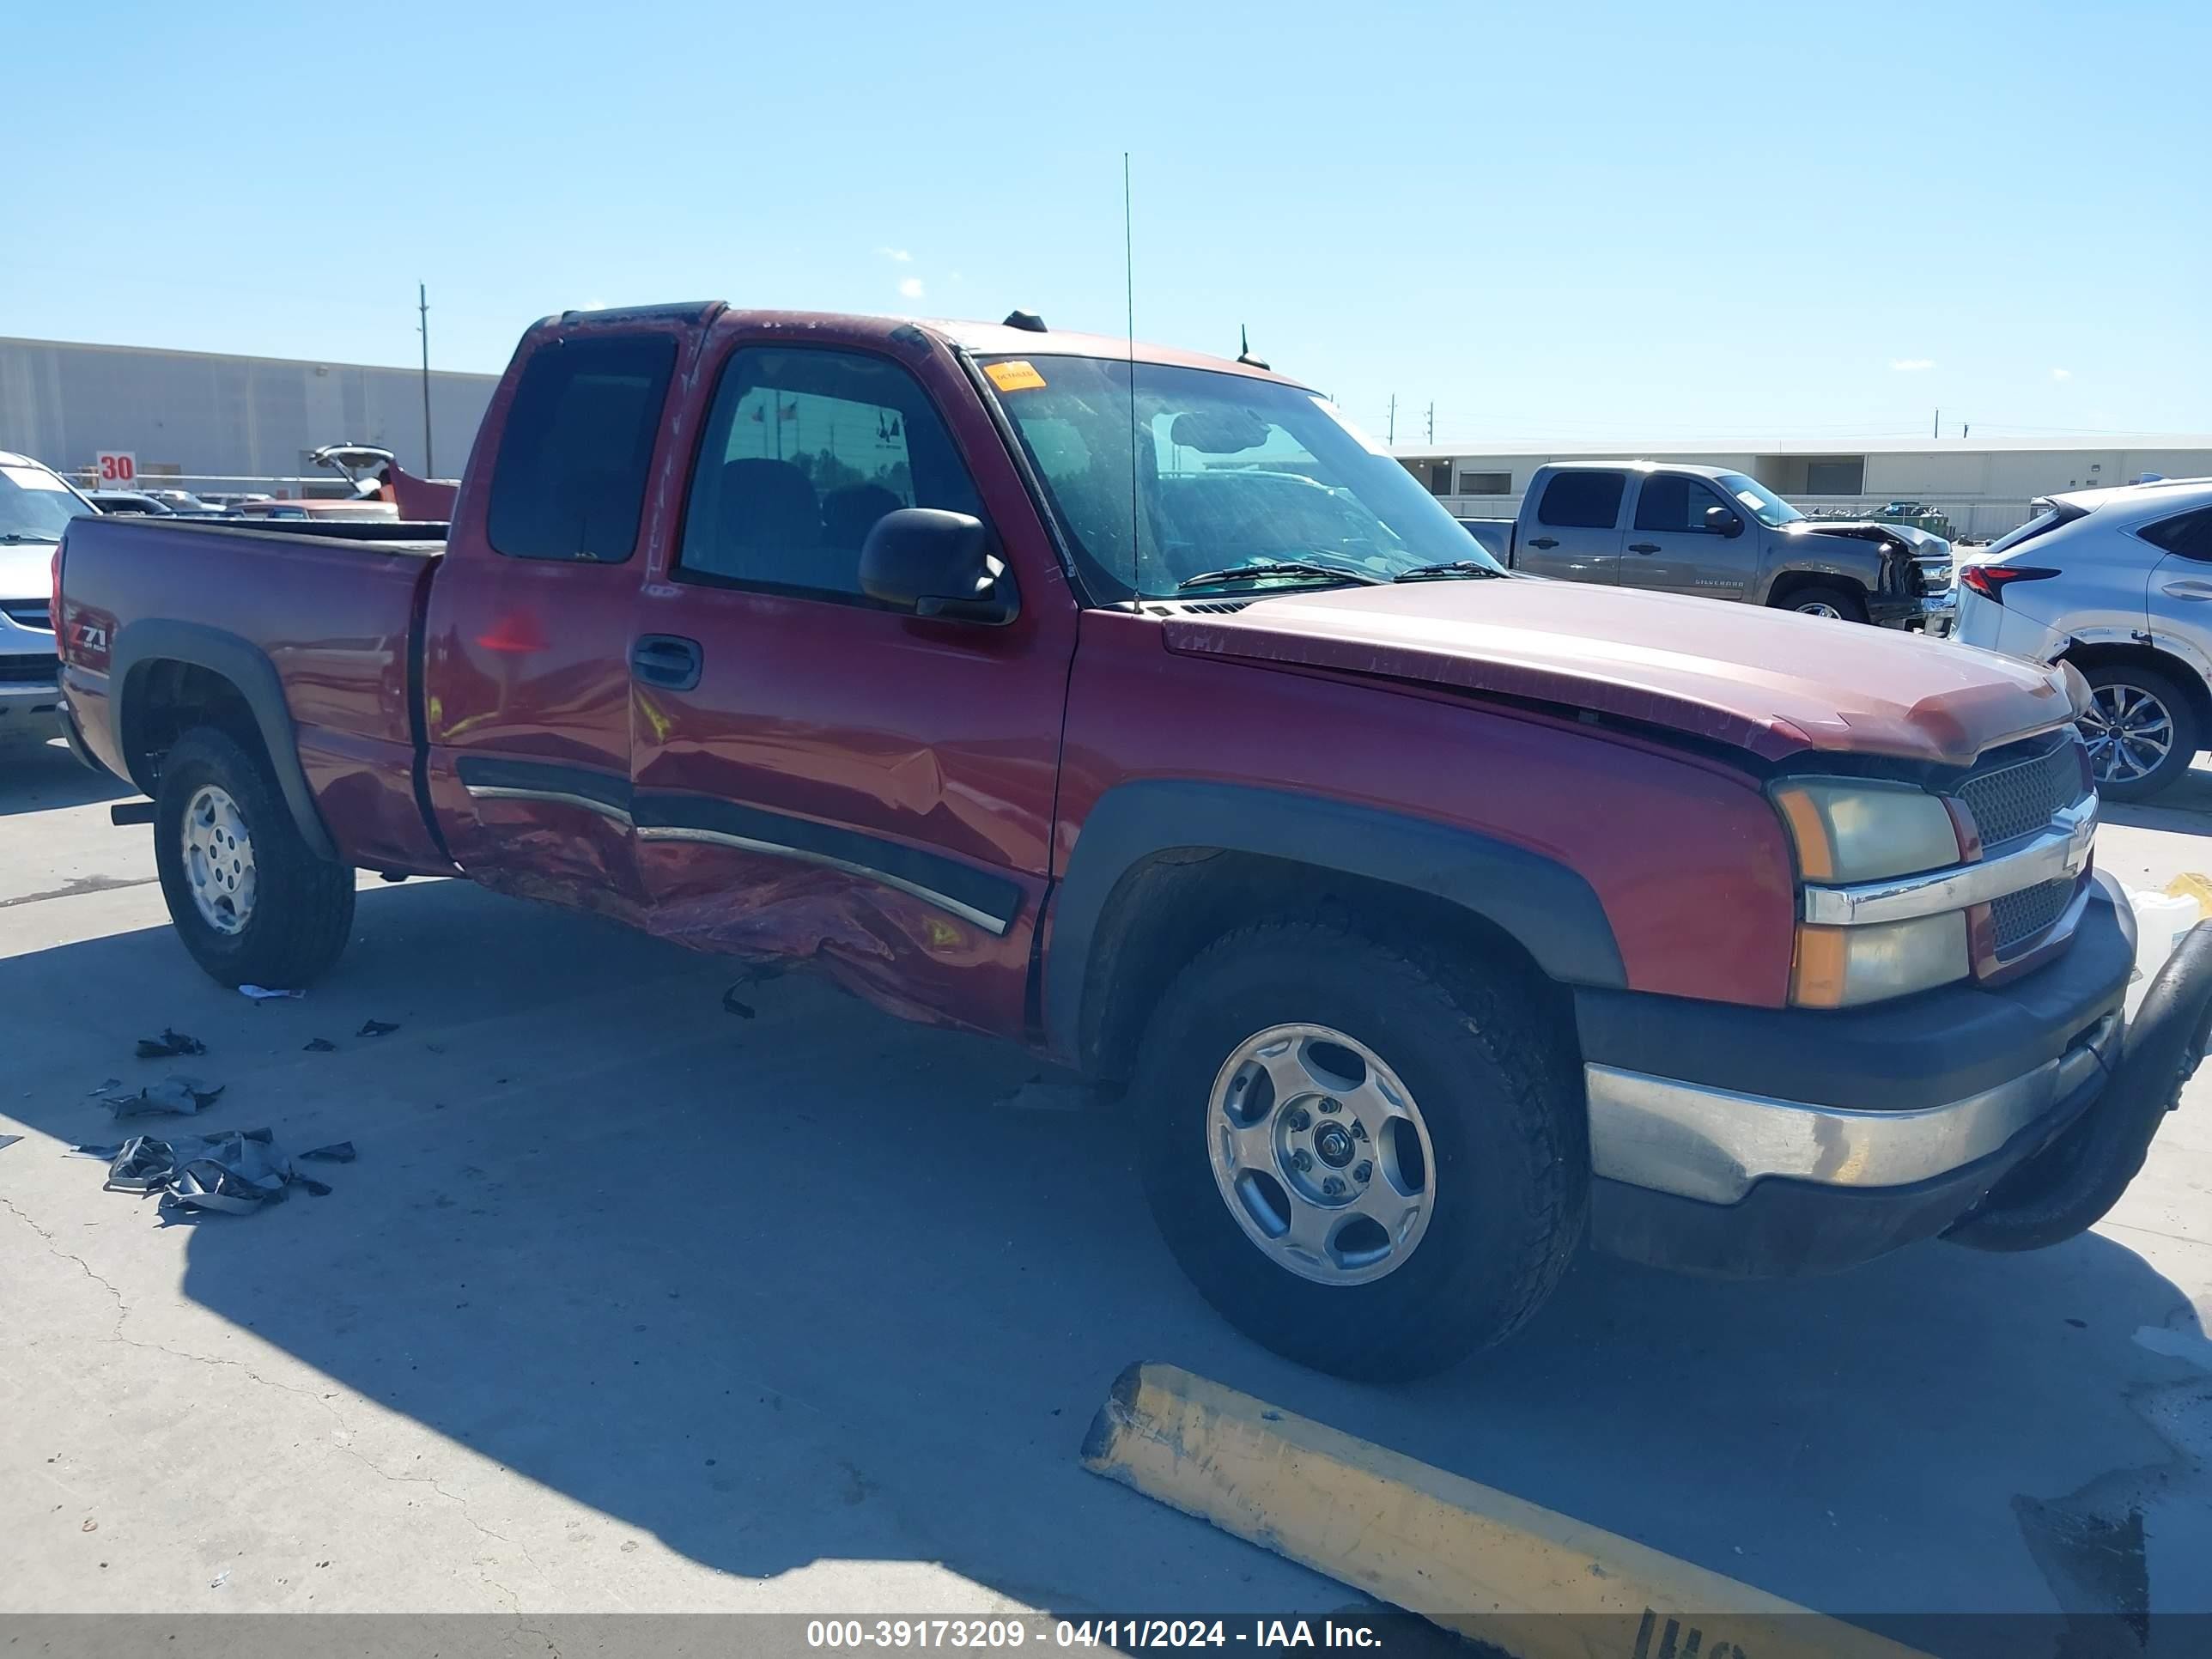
[52,302,2210,1378]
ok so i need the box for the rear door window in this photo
[486,335,677,563]
[2142,507,2212,562]
[1536,471,1626,529]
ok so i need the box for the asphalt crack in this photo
[0,1191,556,1606]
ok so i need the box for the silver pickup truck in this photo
[1459,460,1955,631]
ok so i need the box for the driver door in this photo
[1622,472,1751,599]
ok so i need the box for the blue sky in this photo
[14,0,2208,446]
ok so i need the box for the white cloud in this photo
[1890,358,1936,372]
[897,276,925,300]
[2052,368,2073,382]
[580,297,610,311]
[876,246,913,263]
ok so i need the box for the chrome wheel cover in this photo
[1205,1023,1437,1285]
[183,785,257,935]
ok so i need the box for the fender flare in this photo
[1759,546,1884,604]
[111,619,338,862]
[1044,780,1626,1060]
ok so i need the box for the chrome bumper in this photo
[1586,1010,2121,1206]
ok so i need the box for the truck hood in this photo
[1159,578,2077,767]
[0,541,57,604]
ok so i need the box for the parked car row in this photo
[46,301,2212,1378]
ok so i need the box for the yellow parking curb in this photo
[1082,1362,1931,1659]
[2164,872,2212,918]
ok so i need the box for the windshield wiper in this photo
[1393,559,1504,582]
[0,532,62,545]
[1176,559,1385,592]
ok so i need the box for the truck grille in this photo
[1,600,52,630]
[0,655,58,685]
[1912,556,1954,598]
[1954,737,2085,848]
[1990,877,2079,955]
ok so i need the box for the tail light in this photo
[50,545,62,648]
[1960,563,2057,605]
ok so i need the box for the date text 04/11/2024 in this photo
[803,1619,1386,1650]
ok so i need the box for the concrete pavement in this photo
[2,735,2208,1649]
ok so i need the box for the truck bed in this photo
[58,514,451,872]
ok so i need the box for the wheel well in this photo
[1766,570,1868,608]
[119,659,271,797]
[1075,848,1572,1085]
[2059,642,2212,742]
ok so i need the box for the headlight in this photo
[1772,779,1969,1007]
[1770,779,1960,884]
[1792,914,1972,1007]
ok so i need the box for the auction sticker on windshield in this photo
[1309,397,1387,456]
[985,360,1048,392]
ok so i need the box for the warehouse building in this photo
[1393,438,2212,541]
[0,337,498,493]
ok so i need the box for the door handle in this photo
[631,634,702,690]
[1528,537,1559,550]
[1628,542,1660,554]
[2162,580,2212,601]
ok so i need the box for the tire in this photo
[1774,583,1869,624]
[2078,664,2199,802]
[153,726,356,988]
[1132,921,1585,1381]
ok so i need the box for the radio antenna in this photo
[1123,151,1139,602]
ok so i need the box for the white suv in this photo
[1956,477,2212,800]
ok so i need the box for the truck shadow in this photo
[3,876,2206,1626]
[0,736,132,817]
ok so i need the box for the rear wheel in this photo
[154,727,356,988]
[1132,921,1584,1380]
[1775,582,1869,623]
[2078,664,2199,801]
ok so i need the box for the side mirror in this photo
[1705,505,1745,538]
[859,507,1017,625]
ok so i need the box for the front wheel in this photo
[154,727,356,988]
[2078,664,2199,802]
[1132,921,1584,1381]
[1775,583,1869,623]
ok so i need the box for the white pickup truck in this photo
[1458,460,1955,631]
[0,450,86,746]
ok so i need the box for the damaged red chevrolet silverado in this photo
[52,303,2211,1378]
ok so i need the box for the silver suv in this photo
[1954,477,2212,800]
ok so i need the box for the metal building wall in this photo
[0,337,499,482]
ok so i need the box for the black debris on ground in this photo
[0,1134,21,1153]
[76,1127,346,1215]
[303,1038,337,1053]
[356,1019,400,1038]
[299,1141,356,1164]
[91,1076,227,1118]
[720,986,756,1019]
[135,1029,206,1060]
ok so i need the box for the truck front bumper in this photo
[1869,592,1955,636]
[1577,872,2172,1276]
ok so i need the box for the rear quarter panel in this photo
[59,517,446,872]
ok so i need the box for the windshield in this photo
[982,356,1504,599]
[0,461,94,542]
[1715,472,1802,528]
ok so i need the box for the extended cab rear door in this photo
[1514,469,1626,583]
[421,316,702,913]
[623,320,1079,1039]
